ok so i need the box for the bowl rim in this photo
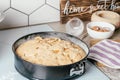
[87,21,115,32]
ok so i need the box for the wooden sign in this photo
[60,0,120,24]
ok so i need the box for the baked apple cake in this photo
[16,36,86,66]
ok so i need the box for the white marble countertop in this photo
[0,21,120,80]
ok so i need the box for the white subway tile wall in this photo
[11,0,45,15]
[0,8,28,28]
[46,0,60,10]
[0,0,60,29]
[29,5,60,25]
[0,0,10,12]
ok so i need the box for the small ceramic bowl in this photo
[87,22,115,39]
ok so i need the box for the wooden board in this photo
[60,0,120,24]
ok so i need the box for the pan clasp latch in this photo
[30,78,40,80]
[70,62,85,76]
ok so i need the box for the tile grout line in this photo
[28,2,46,26]
[10,7,29,27]
[10,7,29,16]
[46,3,60,11]
[1,0,60,29]
[10,0,11,8]
[29,4,45,15]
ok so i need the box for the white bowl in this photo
[86,22,115,39]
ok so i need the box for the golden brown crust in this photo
[16,36,86,66]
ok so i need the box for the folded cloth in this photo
[88,39,120,69]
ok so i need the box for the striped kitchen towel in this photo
[88,39,120,69]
